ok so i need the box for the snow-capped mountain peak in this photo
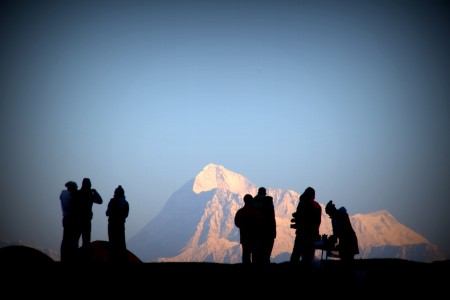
[192,163,257,195]
[128,164,448,263]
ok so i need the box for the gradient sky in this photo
[1,0,449,258]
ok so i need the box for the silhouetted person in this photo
[325,200,359,262]
[59,181,79,263]
[234,194,266,264]
[75,177,103,256]
[290,187,322,268]
[106,185,129,263]
[252,187,276,264]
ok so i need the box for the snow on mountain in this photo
[353,210,427,249]
[351,211,446,261]
[193,163,257,195]
[127,163,448,263]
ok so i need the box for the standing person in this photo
[106,185,129,263]
[234,194,266,264]
[59,181,78,263]
[252,187,276,264]
[75,177,103,253]
[290,187,322,268]
[325,200,359,262]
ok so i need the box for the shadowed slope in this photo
[0,245,55,265]
[80,240,142,263]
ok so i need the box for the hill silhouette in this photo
[0,244,56,265]
[0,240,142,265]
[1,243,448,297]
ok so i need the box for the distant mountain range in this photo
[127,163,447,263]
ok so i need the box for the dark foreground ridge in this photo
[1,244,448,297]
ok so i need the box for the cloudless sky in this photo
[1,0,449,258]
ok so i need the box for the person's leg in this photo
[290,235,302,263]
[81,221,92,247]
[118,225,127,263]
[108,222,114,260]
[78,221,92,261]
[300,242,316,271]
[253,241,265,264]
[265,238,275,263]
[60,218,69,262]
[242,243,251,264]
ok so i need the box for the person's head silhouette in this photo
[304,187,315,199]
[114,185,125,198]
[325,200,337,216]
[243,194,253,204]
[82,178,91,190]
[257,187,266,196]
[65,181,77,192]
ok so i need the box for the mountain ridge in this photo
[128,163,447,263]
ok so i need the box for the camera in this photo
[290,212,298,229]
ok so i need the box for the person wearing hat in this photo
[59,181,79,263]
[106,185,130,263]
[325,200,359,262]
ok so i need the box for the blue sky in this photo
[1,0,449,257]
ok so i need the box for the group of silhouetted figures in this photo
[60,180,358,266]
[234,187,277,264]
[235,186,359,267]
[59,178,129,264]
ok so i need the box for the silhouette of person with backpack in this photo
[325,200,359,262]
[234,194,266,264]
[252,187,276,264]
[106,185,129,263]
[290,187,322,268]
